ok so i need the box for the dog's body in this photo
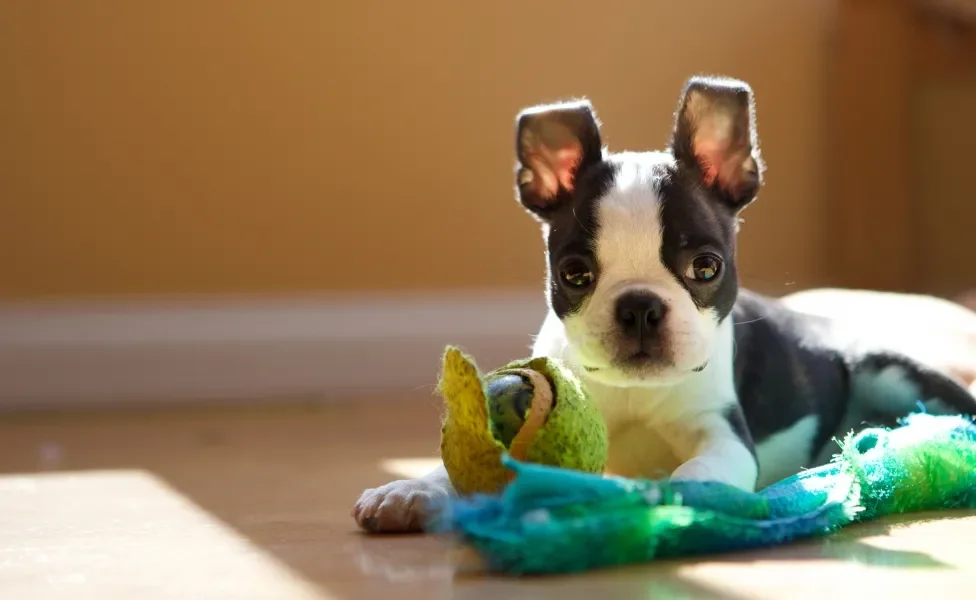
[543,287,976,492]
[352,76,976,533]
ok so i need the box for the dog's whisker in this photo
[572,206,592,235]
[734,317,767,326]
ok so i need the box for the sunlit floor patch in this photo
[0,470,330,600]
[379,457,442,479]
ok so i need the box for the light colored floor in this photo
[2,397,976,600]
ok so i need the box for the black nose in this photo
[615,292,667,340]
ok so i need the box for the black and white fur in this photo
[353,76,976,532]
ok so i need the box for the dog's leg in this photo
[663,407,759,491]
[352,464,454,533]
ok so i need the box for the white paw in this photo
[671,457,756,491]
[352,479,449,533]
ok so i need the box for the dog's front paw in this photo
[671,457,755,491]
[352,479,448,533]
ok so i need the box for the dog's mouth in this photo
[583,360,709,374]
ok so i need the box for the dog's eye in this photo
[685,254,722,282]
[560,260,594,290]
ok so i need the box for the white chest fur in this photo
[533,312,755,486]
[581,343,739,479]
[585,382,684,478]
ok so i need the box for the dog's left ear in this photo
[671,76,764,210]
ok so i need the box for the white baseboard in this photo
[0,290,548,410]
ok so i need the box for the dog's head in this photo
[515,76,764,387]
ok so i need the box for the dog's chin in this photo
[579,353,709,388]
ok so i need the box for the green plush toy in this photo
[437,346,608,496]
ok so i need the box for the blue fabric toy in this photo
[433,413,976,575]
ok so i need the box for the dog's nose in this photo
[615,292,667,340]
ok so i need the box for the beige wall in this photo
[0,1,834,300]
[914,77,976,299]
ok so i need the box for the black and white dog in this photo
[353,75,976,533]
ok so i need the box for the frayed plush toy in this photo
[437,346,608,496]
[437,411,976,575]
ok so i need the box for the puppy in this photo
[353,75,976,533]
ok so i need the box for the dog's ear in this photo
[515,100,603,219]
[671,76,764,210]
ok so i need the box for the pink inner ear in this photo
[525,141,583,201]
[693,140,726,187]
[694,139,749,193]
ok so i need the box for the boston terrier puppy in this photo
[352,75,976,533]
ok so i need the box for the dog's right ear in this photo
[515,100,603,220]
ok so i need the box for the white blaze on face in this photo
[562,154,721,385]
